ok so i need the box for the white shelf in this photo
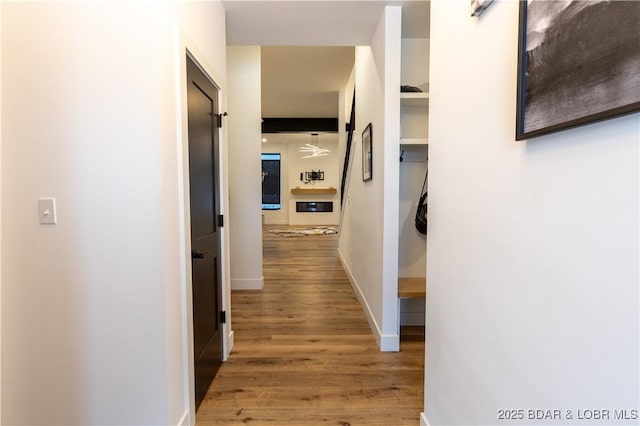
[400,92,429,106]
[400,138,428,145]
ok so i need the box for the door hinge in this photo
[218,214,224,227]
[220,310,227,324]
[216,112,228,128]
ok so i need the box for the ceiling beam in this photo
[262,117,339,133]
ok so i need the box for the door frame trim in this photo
[176,35,231,423]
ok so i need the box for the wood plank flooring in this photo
[196,226,424,425]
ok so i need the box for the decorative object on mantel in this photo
[269,227,338,238]
[299,133,331,158]
[516,0,640,140]
[362,123,373,182]
[471,0,494,17]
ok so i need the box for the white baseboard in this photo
[231,277,263,290]
[227,329,234,356]
[338,250,399,352]
[380,333,400,351]
[420,412,430,426]
[177,410,190,426]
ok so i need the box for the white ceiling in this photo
[222,0,429,120]
[222,0,430,45]
[261,46,355,118]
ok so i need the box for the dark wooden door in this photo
[186,56,223,410]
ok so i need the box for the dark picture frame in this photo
[362,123,372,181]
[516,1,640,140]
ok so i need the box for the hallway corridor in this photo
[196,226,424,425]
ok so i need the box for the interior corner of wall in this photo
[176,409,190,426]
[338,250,391,351]
[420,412,431,426]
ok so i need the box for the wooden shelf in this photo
[290,187,337,195]
[398,277,426,298]
[400,92,429,106]
[400,138,428,145]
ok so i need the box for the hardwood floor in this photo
[196,226,424,425]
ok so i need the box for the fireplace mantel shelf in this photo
[290,187,337,195]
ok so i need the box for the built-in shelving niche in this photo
[398,37,429,327]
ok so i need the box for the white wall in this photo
[288,135,340,226]
[424,1,639,425]
[227,46,264,291]
[1,2,228,425]
[401,38,429,92]
[338,6,402,351]
[378,7,403,349]
[0,3,3,419]
[175,4,230,423]
[262,136,340,226]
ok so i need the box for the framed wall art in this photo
[516,0,640,140]
[362,123,372,181]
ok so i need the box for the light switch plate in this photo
[39,198,57,225]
